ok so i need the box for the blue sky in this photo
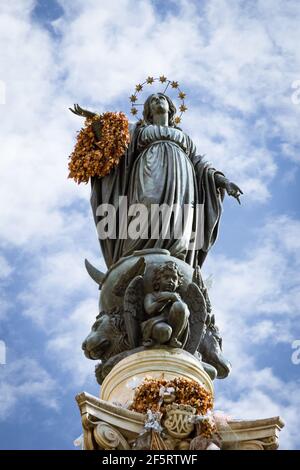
[0,0,300,450]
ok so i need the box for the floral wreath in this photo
[129,76,187,125]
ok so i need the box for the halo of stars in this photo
[129,76,187,125]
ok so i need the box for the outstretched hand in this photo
[69,104,102,140]
[224,181,243,204]
[69,104,97,119]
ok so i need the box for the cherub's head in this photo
[152,261,183,292]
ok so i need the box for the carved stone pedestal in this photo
[100,348,213,406]
[76,349,284,450]
[76,392,284,450]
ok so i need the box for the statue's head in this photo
[143,93,177,126]
[152,261,183,292]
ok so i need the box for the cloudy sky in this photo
[0,0,299,450]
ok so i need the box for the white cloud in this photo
[55,0,300,203]
[46,298,99,385]
[0,255,13,320]
[248,320,293,344]
[216,383,300,450]
[205,215,300,449]
[16,229,103,385]
[207,216,300,322]
[1,0,300,251]
[0,358,58,421]
[0,0,300,449]
[0,255,12,280]
[0,0,35,16]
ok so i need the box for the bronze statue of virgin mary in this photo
[83,92,242,269]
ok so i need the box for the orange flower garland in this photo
[68,112,130,184]
[129,377,213,416]
[130,377,217,445]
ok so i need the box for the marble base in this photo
[76,391,284,450]
[76,349,284,450]
[100,348,213,406]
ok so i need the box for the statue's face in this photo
[149,94,169,116]
[159,270,178,292]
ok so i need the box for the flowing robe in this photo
[91,123,224,269]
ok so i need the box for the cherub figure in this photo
[142,261,190,348]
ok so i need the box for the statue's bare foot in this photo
[169,338,182,348]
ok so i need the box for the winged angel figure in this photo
[82,256,230,383]
[124,261,208,355]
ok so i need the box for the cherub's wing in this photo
[192,265,205,289]
[192,265,212,314]
[113,257,146,297]
[123,275,145,349]
[182,283,207,355]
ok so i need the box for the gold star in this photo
[131,107,138,115]
[130,94,137,102]
[178,91,186,99]
[159,75,167,83]
[179,104,188,112]
[174,116,181,124]
[135,84,143,92]
[171,81,179,88]
[146,76,154,84]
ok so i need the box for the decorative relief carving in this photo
[163,404,196,439]
[94,422,130,450]
[77,392,284,451]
